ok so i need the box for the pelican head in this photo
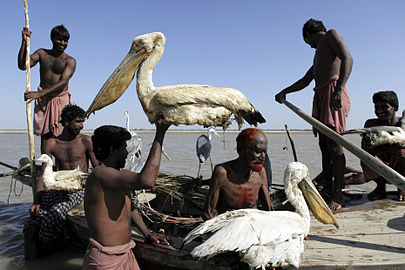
[285,162,339,229]
[131,32,166,54]
[34,154,53,166]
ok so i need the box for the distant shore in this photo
[0,129,313,134]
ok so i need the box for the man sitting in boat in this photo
[24,104,99,259]
[204,128,273,220]
[83,122,170,270]
[361,91,405,201]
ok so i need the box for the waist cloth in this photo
[82,238,140,270]
[361,147,405,182]
[312,75,350,133]
[34,88,71,137]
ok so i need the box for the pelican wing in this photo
[86,49,147,117]
[54,169,87,182]
[184,209,306,259]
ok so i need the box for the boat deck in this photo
[301,197,405,269]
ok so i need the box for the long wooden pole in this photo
[23,0,35,177]
[281,99,405,192]
[284,124,298,162]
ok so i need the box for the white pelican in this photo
[196,127,220,178]
[86,32,265,129]
[34,154,88,193]
[182,162,339,269]
[124,111,143,173]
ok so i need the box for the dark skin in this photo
[29,116,99,214]
[362,100,405,201]
[18,27,76,103]
[84,122,170,246]
[275,28,353,212]
[204,132,273,220]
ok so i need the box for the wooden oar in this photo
[23,0,35,178]
[281,99,405,192]
[284,124,298,162]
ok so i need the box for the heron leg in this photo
[209,156,213,172]
[197,162,202,179]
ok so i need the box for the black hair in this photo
[373,91,399,111]
[50,25,70,41]
[302,19,327,39]
[60,104,85,124]
[91,125,131,161]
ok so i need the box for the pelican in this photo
[34,154,88,193]
[86,32,265,129]
[196,127,220,178]
[342,110,405,146]
[182,162,338,269]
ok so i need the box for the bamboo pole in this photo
[284,124,298,162]
[281,99,405,192]
[23,0,35,178]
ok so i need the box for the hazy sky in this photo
[1,0,404,130]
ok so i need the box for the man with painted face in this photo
[204,128,273,220]
[24,104,99,259]
[18,25,76,146]
[361,91,405,201]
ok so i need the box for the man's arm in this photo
[18,28,40,70]
[84,136,100,169]
[203,165,224,220]
[258,170,274,211]
[327,30,353,111]
[24,57,76,102]
[130,206,169,245]
[275,66,314,103]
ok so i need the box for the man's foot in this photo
[344,173,365,185]
[328,201,342,213]
[398,189,405,201]
[368,184,386,201]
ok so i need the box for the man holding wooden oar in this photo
[18,25,76,145]
[275,19,352,212]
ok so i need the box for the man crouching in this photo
[83,122,169,269]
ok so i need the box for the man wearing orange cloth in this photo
[275,18,352,212]
[18,25,76,145]
[83,122,170,270]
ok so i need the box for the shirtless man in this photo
[275,18,353,212]
[204,128,273,220]
[24,104,98,259]
[83,123,170,270]
[18,25,76,143]
[361,91,405,201]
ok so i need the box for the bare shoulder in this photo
[326,29,342,39]
[364,118,379,128]
[80,134,92,146]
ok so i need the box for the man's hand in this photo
[24,86,43,102]
[155,116,170,134]
[330,90,342,111]
[275,91,286,104]
[146,232,170,245]
[312,127,318,137]
[22,27,32,41]
[29,203,40,216]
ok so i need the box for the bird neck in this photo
[136,42,164,112]
[42,161,54,176]
[285,182,311,234]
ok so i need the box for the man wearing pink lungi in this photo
[361,91,405,201]
[18,25,76,142]
[276,18,353,212]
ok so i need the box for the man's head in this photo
[372,91,399,122]
[60,104,86,135]
[50,25,70,52]
[302,19,326,48]
[236,128,268,172]
[92,125,131,168]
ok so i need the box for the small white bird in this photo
[182,162,338,269]
[86,32,265,129]
[196,127,220,178]
[124,111,144,173]
[34,154,88,193]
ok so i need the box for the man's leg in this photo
[394,155,405,201]
[331,140,345,211]
[318,133,333,203]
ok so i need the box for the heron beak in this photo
[86,47,147,117]
[298,175,339,229]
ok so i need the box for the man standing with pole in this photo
[275,19,352,212]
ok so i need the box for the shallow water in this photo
[0,131,365,269]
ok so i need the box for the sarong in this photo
[312,75,350,133]
[361,148,405,181]
[34,89,71,137]
[29,189,85,243]
[82,238,140,270]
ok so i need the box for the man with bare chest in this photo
[18,25,76,144]
[24,105,98,259]
[275,19,353,212]
[204,128,273,220]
